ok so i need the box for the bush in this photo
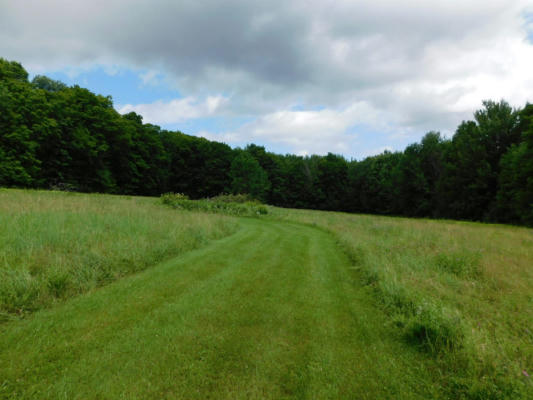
[161,193,268,217]
[161,192,189,205]
[209,193,254,203]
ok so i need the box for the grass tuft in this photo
[403,303,464,352]
[435,251,482,277]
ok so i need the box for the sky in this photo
[1,0,533,159]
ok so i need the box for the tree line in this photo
[1,58,532,225]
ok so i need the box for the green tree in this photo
[0,60,40,186]
[438,121,491,220]
[496,104,533,225]
[348,151,403,215]
[229,151,270,201]
[396,132,446,217]
[245,144,284,204]
[0,59,28,81]
[31,75,67,92]
[317,153,348,210]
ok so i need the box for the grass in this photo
[271,207,533,398]
[0,189,238,319]
[0,189,531,398]
[0,218,445,399]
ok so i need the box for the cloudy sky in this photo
[1,0,532,158]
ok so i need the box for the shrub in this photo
[161,193,268,217]
[161,192,189,205]
[209,193,254,203]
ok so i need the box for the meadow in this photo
[0,189,531,399]
[272,207,533,398]
[0,189,237,319]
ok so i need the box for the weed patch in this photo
[161,193,268,216]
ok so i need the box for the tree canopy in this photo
[1,58,532,225]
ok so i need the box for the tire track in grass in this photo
[1,219,444,399]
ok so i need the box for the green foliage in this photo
[496,104,533,225]
[1,58,533,228]
[0,65,41,186]
[209,193,255,203]
[229,150,270,201]
[0,58,28,81]
[347,150,403,214]
[31,75,68,92]
[395,132,446,217]
[317,153,348,210]
[161,192,268,216]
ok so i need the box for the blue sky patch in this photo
[524,11,533,44]
[32,66,182,107]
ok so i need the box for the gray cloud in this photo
[1,0,532,156]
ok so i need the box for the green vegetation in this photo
[161,193,268,216]
[0,190,237,319]
[1,53,533,397]
[0,209,447,399]
[229,150,271,201]
[272,207,533,398]
[0,190,531,398]
[1,58,532,226]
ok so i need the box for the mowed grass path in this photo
[0,218,444,399]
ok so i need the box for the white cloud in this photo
[118,96,228,125]
[139,70,160,86]
[1,0,533,157]
[201,102,391,155]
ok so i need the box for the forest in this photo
[1,58,532,226]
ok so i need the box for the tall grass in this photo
[272,207,533,399]
[0,189,238,319]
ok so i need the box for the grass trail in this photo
[271,208,533,397]
[0,218,443,399]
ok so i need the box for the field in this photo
[0,190,237,318]
[0,189,531,399]
[272,208,533,398]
